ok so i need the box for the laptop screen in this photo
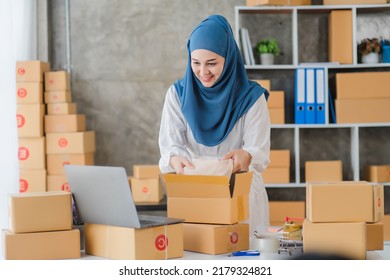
[64,165,142,228]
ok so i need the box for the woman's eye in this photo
[207,63,216,66]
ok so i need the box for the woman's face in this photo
[191,49,225,88]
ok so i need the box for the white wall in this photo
[0,0,37,259]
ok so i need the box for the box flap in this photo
[231,172,253,197]
[162,173,230,198]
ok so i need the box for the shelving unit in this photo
[235,4,390,188]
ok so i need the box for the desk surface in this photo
[80,244,390,260]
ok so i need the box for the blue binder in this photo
[305,68,316,124]
[315,68,326,124]
[295,68,305,124]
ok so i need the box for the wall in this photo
[48,0,245,174]
[48,0,390,212]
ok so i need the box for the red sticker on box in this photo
[62,183,70,192]
[142,186,149,193]
[18,88,27,98]
[18,147,29,160]
[16,114,25,128]
[19,179,28,192]
[58,138,68,148]
[230,232,238,244]
[62,161,70,166]
[17,67,25,75]
[155,234,168,251]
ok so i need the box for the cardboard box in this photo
[162,172,252,224]
[366,222,384,251]
[255,79,271,92]
[364,165,390,183]
[306,181,384,223]
[324,0,387,4]
[329,10,353,64]
[336,98,390,123]
[269,108,285,124]
[19,169,47,192]
[268,91,285,108]
[16,60,50,82]
[47,153,94,175]
[336,72,390,100]
[303,219,366,260]
[17,104,45,137]
[44,71,70,91]
[246,0,311,5]
[183,223,249,255]
[269,150,290,167]
[44,114,86,133]
[85,223,183,260]
[44,90,72,103]
[46,131,95,154]
[47,102,77,115]
[269,201,305,226]
[305,160,342,182]
[9,191,73,233]
[133,165,161,179]
[382,215,390,241]
[16,82,43,104]
[18,137,46,169]
[263,167,290,183]
[3,229,80,260]
[130,177,164,203]
[47,175,70,192]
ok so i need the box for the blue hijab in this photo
[174,15,269,147]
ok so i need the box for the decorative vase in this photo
[260,53,274,65]
[361,52,379,64]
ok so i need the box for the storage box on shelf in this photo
[235,4,390,191]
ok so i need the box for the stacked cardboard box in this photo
[256,79,285,124]
[328,10,353,64]
[162,172,252,254]
[304,181,384,259]
[129,165,164,203]
[335,72,390,123]
[263,150,290,183]
[364,164,390,183]
[44,70,95,191]
[269,201,305,226]
[305,160,342,182]
[2,191,80,259]
[16,61,50,193]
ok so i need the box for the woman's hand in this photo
[169,155,194,174]
[222,149,252,173]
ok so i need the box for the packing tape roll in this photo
[251,237,280,253]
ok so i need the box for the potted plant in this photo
[357,38,381,64]
[255,38,280,65]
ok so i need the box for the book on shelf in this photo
[239,28,255,66]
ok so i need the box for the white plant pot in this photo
[260,53,274,65]
[361,52,379,64]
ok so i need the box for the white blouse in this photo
[158,84,272,233]
[158,84,271,175]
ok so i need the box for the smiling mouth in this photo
[200,75,213,83]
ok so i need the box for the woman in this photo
[158,14,271,236]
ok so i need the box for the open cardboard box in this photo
[161,172,252,225]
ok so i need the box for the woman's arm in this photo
[158,86,193,173]
[242,94,271,172]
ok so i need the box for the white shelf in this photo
[236,5,390,188]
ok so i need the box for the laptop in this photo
[64,165,182,229]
